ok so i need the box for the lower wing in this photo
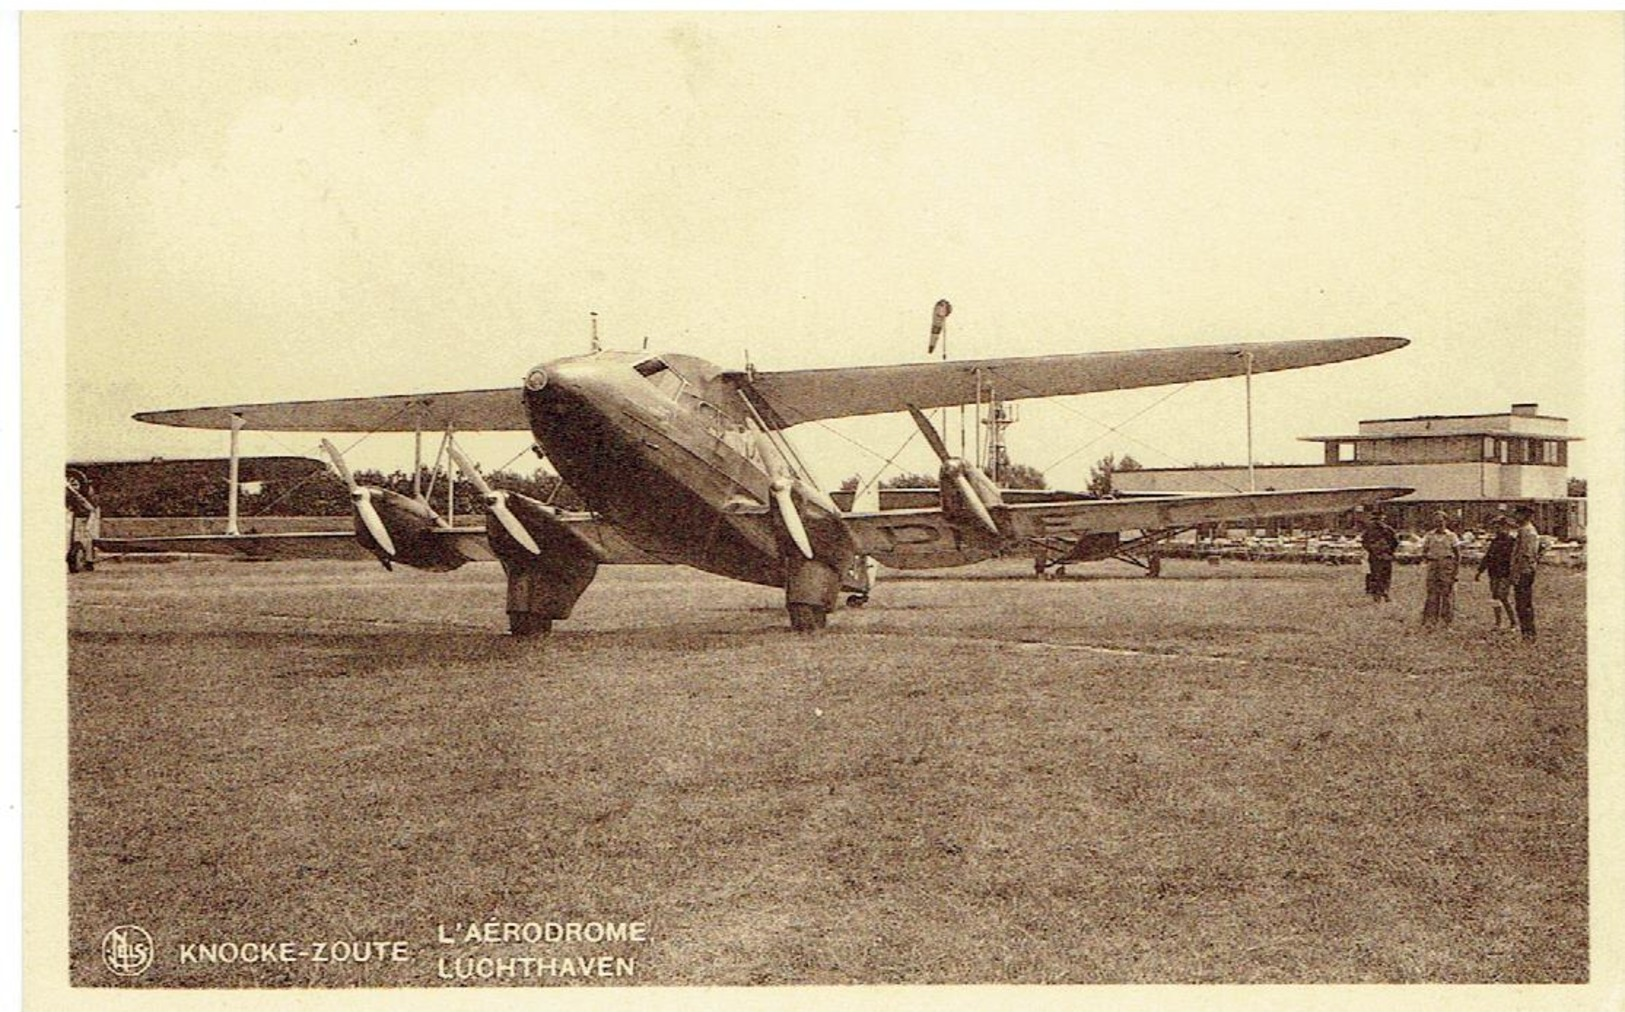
[96,516,661,565]
[845,486,1411,568]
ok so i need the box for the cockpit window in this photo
[634,357,685,399]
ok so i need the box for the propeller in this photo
[321,439,396,559]
[446,442,542,556]
[771,477,815,560]
[905,404,1001,538]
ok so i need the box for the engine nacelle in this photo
[481,491,603,627]
[353,487,468,572]
[937,457,1006,541]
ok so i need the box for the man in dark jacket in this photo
[1359,509,1399,602]
[1511,505,1541,642]
[1474,514,1518,631]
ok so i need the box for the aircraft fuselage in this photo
[522,351,853,590]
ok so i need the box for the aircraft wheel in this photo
[508,612,553,637]
[67,544,88,574]
[1147,556,1162,578]
[788,603,827,632]
[846,594,868,608]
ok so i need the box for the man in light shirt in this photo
[1511,505,1541,642]
[1420,511,1461,629]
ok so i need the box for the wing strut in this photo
[226,411,244,536]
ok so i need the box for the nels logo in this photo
[101,925,154,978]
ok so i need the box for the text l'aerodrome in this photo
[435,920,647,981]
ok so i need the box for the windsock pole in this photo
[929,299,953,450]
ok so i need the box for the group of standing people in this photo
[1359,507,1540,640]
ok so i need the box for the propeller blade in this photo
[906,404,952,462]
[771,478,814,560]
[445,442,494,497]
[951,466,1001,537]
[321,439,396,558]
[446,441,542,554]
[355,488,396,558]
[489,493,543,555]
[320,438,357,489]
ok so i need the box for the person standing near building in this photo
[1359,508,1400,602]
[1420,511,1461,629]
[1474,514,1518,631]
[1511,505,1541,641]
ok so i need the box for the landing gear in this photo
[788,603,828,632]
[845,594,868,608]
[785,556,840,633]
[508,612,553,637]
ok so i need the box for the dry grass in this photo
[67,558,1586,987]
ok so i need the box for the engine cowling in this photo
[936,457,1005,540]
[351,487,468,572]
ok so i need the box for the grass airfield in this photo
[67,557,1587,986]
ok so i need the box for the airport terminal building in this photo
[1113,403,1585,538]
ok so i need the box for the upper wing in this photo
[97,516,662,565]
[846,486,1411,568]
[134,388,528,432]
[737,336,1407,428]
[132,336,1405,432]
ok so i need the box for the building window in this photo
[1483,437,1496,462]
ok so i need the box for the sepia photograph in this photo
[20,11,1624,1010]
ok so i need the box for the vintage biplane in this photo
[109,335,1412,634]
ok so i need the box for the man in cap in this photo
[1358,508,1400,603]
[1420,510,1461,629]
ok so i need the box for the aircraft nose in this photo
[522,357,602,421]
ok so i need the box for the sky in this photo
[38,12,1623,494]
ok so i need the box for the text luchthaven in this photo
[435,920,649,979]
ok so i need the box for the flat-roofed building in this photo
[1112,403,1585,537]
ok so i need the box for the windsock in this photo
[928,299,952,355]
